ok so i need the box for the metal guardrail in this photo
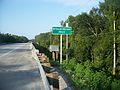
[31,43,51,90]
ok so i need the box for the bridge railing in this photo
[31,43,51,90]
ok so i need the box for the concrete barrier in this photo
[31,43,51,90]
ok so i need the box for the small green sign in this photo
[52,27,72,35]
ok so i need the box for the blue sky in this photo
[0,0,104,39]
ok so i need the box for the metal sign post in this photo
[60,34,62,64]
[66,23,68,61]
[113,11,116,75]
[52,26,72,65]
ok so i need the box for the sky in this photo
[0,0,104,39]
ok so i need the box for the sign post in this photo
[66,23,68,61]
[49,45,59,61]
[52,26,72,64]
[60,34,62,64]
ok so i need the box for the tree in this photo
[0,33,28,43]
[100,0,120,75]
[33,0,120,89]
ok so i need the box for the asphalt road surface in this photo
[0,43,45,90]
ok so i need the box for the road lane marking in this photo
[0,44,26,58]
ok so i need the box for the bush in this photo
[111,79,120,90]
[62,58,120,90]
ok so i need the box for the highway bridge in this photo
[0,43,50,90]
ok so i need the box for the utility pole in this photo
[66,23,68,60]
[113,11,116,75]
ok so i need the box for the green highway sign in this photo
[52,27,72,35]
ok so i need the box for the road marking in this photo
[0,44,25,58]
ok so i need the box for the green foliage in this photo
[62,59,120,90]
[62,58,76,74]
[35,32,50,48]
[33,43,51,58]
[100,0,120,31]
[0,33,28,43]
[33,32,60,59]
[33,0,120,89]
[111,79,120,90]
[92,32,113,73]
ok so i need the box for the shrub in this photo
[62,58,120,90]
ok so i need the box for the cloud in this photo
[44,0,104,7]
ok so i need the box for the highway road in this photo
[0,43,45,90]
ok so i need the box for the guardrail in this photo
[31,43,51,90]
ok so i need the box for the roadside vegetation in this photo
[33,0,120,89]
[0,33,29,43]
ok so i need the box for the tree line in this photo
[33,0,120,89]
[0,33,29,43]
